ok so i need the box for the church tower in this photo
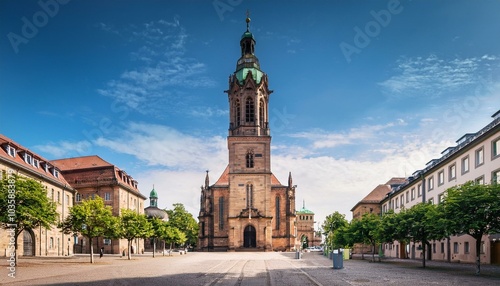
[198,15,297,252]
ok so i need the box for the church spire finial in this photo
[303,199,305,209]
[205,170,210,188]
[246,9,251,32]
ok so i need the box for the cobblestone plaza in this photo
[1,252,499,286]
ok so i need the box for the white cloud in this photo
[379,54,500,97]
[94,122,227,170]
[35,141,92,158]
[133,127,447,227]
[97,18,216,118]
[288,120,407,150]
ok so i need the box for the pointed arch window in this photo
[246,184,253,208]
[245,97,255,123]
[235,99,241,127]
[246,150,254,168]
[219,197,225,230]
[259,99,265,126]
[275,196,280,230]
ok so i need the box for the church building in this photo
[197,16,297,251]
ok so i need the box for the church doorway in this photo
[243,225,256,248]
[23,229,35,256]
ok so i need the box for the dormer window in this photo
[7,145,16,157]
[24,153,33,165]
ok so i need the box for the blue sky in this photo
[1,0,500,226]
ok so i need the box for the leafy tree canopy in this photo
[0,174,58,266]
[166,203,198,247]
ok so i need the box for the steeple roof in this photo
[150,186,158,198]
[297,200,314,214]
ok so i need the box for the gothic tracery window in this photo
[246,184,253,208]
[259,99,264,126]
[246,150,254,168]
[245,97,254,123]
[235,99,241,127]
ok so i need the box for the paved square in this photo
[1,252,500,285]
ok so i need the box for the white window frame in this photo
[449,164,456,181]
[492,137,500,159]
[438,170,444,186]
[462,156,469,174]
[7,145,16,157]
[475,147,484,167]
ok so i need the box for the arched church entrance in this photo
[23,229,35,256]
[243,225,256,248]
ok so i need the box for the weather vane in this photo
[246,9,251,31]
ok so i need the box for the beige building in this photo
[378,110,500,264]
[52,155,147,255]
[0,134,76,257]
[296,202,322,249]
[197,17,297,252]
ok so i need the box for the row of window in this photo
[233,97,266,125]
[3,144,60,178]
[50,189,71,206]
[75,192,112,202]
[384,138,500,212]
[385,241,485,254]
[299,215,313,221]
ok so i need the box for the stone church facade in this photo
[198,17,297,252]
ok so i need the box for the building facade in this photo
[198,17,297,252]
[0,134,76,257]
[144,186,169,253]
[350,178,405,255]
[373,110,500,264]
[296,201,322,249]
[52,155,147,255]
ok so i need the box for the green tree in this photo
[442,182,500,274]
[322,211,348,252]
[119,209,153,260]
[398,203,445,268]
[378,210,404,244]
[59,196,117,263]
[161,224,186,255]
[0,175,58,266]
[149,217,169,258]
[166,203,198,248]
[350,213,382,262]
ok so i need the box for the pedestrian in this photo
[100,247,104,258]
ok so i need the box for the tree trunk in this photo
[127,240,132,260]
[14,230,19,267]
[372,243,376,262]
[169,242,173,256]
[90,237,94,264]
[422,242,426,268]
[153,238,156,258]
[163,240,165,256]
[475,236,481,275]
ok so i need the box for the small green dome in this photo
[241,31,254,40]
[150,188,158,198]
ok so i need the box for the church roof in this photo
[235,67,263,84]
[212,165,284,187]
[150,187,158,198]
[51,155,113,170]
[297,207,314,214]
[350,183,394,212]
